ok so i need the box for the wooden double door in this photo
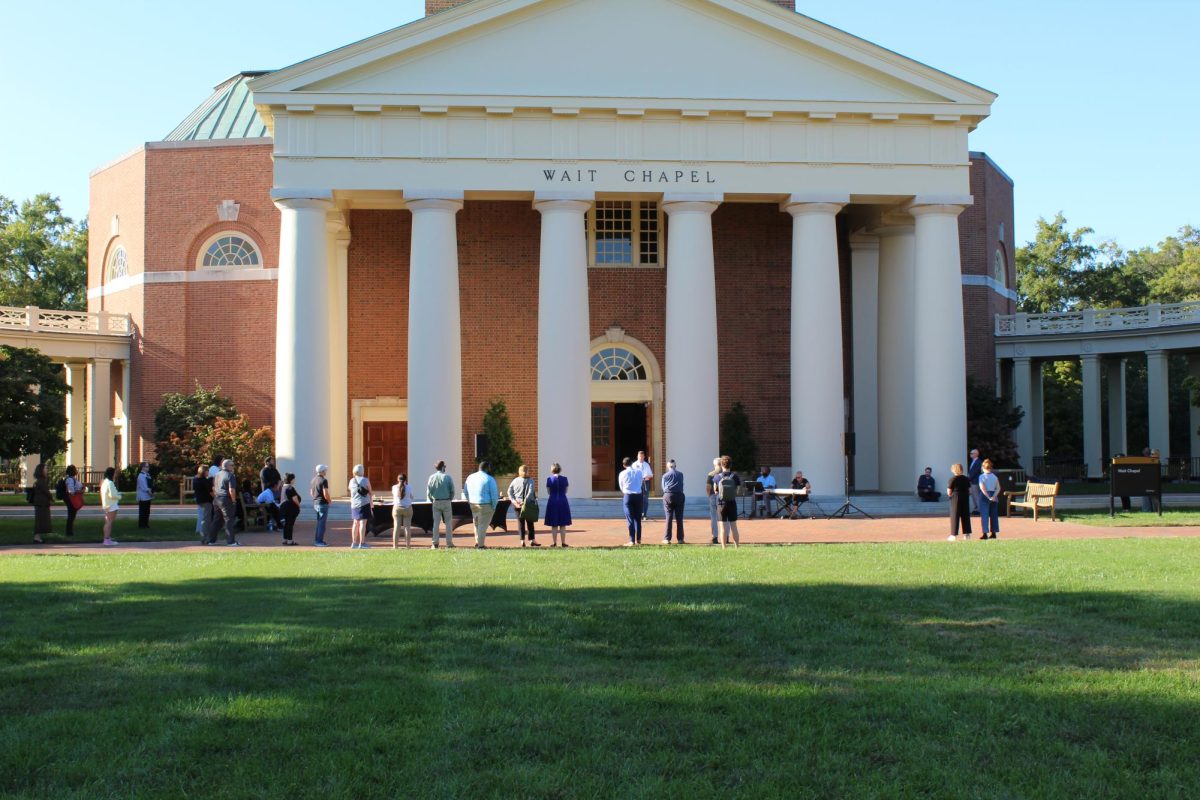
[591,402,650,492]
[363,422,408,489]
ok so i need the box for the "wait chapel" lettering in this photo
[541,169,718,185]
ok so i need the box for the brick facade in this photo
[960,154,1017,386]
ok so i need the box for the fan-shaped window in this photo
[591,347,648,381]
[200,233,261,268]
[993,245,1008,288]
[106,247,128,281]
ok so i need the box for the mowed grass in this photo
[2,541,1198,799]
[1063,508,1200,527]
[0,516,201,546]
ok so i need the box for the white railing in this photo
[996,301,1200,336]
[0,305,132,336]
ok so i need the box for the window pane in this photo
[639,202,660,265]
[594,201,633,266]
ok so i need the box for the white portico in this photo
[249,0,994,496]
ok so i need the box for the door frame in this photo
[589,327,662,496]
[351,397,408,497]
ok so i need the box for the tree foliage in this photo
[0,194,88,311]
[719,401,758,474]
[154,384,238,446]
[160,415,274,486]
[481,399,522,475]
[0,345,69,460]
[965,378,1024,469]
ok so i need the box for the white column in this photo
[118,360,131,466]
[1107,358,1128,457]
[1146,350,1170,459]
[784,195,848,491]
[849,232,880,491]
[909,198,971,484]
[1081,353,1102,478]
[329,223,351,495]
[64,363,87,468]
[1031,361,1045,459]
[19,454,40,488]
[87,357,113,470]
[875,215,916,491]
[662,194,721,484]
[1012,356,1034,469]
[1189,355,1200,464]
[535,195,593,495]
[272,190,334,480]
[407,191,464,497]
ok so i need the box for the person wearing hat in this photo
[310,464,332,547]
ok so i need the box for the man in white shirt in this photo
[618,457,643,545]
[463,461,499,549]
[634,450,653,521]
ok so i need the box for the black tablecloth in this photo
[370,500,511,536]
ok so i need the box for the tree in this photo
[154,383,238,444]
[1016,213,1098,313]
[966,378,1023,468]
[163,415,274,486]
[719,401,758,474]
[0,345,69,460]
[481,399,522,475]
[0,194,88,311]
[1132,226,1200,303]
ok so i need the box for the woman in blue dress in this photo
[544,462,572,547]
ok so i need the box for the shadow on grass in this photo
[1,576,1198,799]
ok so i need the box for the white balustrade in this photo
[996,300,1200,336]
[0,305,131,336]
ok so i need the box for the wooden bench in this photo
[1006,481,1060,521]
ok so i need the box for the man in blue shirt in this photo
[426,460,456,548]
[136,462,153,529]
[464,460,499,549]
[618,457,643,546]
[660,459,685,544]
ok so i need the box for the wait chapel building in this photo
[87,0,1015,498]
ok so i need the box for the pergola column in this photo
[1031,361,1045,459]
[909,198,971,482]
[87,357,113,470]
[1080,353,1102,478]
[406,191,465,496]
[1012,356,1034,469]
[1107,358,1128,457]
[272,190,334,480]
[1146,350,1170,459]
[64,362,87,468]
[1189,355,1200,465]
[534,195,593,496]
[849,232,880,491]
[662,194,721,483]
[875,215,916,491]
[784,194,848,491]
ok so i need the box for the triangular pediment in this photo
[251,0,995,111]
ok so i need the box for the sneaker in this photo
[623,542,635,547]
[430,544,439,549]
[103,539,119,547]
[351,543,360,550]
[529,542,541,547]
[711,538,719,545]
[661,538,671,545]
[359,543,371,550]
[227,542,241,547]
[314,541,329,548]
[947,535,957,542]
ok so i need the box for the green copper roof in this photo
[164,72,272,142]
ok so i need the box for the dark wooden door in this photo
[363,422,408,490]
[591,403,615,492]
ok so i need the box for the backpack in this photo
[719,475,738,502]
[55,478,67,501]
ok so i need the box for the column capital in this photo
[662,193,722,216]
[907,195,973,217]
[533,196,592,215]
[534,190,593,205]
[91,357,114,366]
[271,188,334,212]
[1013,355,1032,365]
[848,231,880,252]
[406,198,464,214]
[781,193,849,216]
[404,189,464,203]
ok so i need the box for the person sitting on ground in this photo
[917,467,941,502]
[787,470,812,518]
[753,466,777,518]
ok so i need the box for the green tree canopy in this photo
[719,401,758,474]
[0,194,88,311]
[481,399,522,476]
[965,378,1024,469]
[1131,226,1200,303]
[153,384,239,475]
[0,345,69,460]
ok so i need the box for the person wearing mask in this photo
[619,457,643,546]
[310,465,332,547]
[713,455,741,549]
[464,461,499,549]
[348,464,373,550]
[426,461,456,549]
[947,463,973,541]
[392,473,414,549]
[279,473,301,546]
[507,465,540,548]
[660,459,685,544]
[136,462,153,529]
[193,464,213,543]
[100,466,121,547]
[544,463,572,547]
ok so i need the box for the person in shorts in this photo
[712,455,741,549]
[348,464,373,549]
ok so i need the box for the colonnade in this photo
[272,189,970,498]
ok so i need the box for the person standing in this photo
[660,459,685,544]
[507,465,540,548]
[978,459,1001,540]
[193,465,213,542]
[392,473,414,549]
[260,457,281,494]
[207,459,240,547]
[464,461,498,549]
[967,448,983,514]
[100,466,121,546]
[136,462,153,529]
[917,468,941,502]
[706,457,721,544]
[63,464,84,538]
[426,460,456,549]
[544,463,572,547]
[947,463,973,541]
[713,455,741,549]
[31,463,52,544]
[280,473,301,546]
[310,465,331,547]
[348,464,373,550]
[634,450,654,521]
[619,457,643,546]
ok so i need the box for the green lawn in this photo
[0,491,176,507]
[1062,508,1200,527]
[0,516,200,546]
[1,542,1198,798]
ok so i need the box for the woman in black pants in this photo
[280,473,301,546]
[947,463,973,541]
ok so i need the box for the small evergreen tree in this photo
[481,399,522,475]
[720,401,758,474]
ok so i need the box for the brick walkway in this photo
[4,514,1198,554]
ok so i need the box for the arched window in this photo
[199,233,261,268]
[993,245,1008,288]
[107,246,128,281]
[591,347,648,381]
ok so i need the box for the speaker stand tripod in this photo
[828,452,874,519]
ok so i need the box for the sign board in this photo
[1110,457,1162,517]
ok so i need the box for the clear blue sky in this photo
[2,0,1196,250]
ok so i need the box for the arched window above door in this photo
[591,347,648,381]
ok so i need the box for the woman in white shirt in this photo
[392,473,414,549]
[99,466,120,546]
[348,464,373,550]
